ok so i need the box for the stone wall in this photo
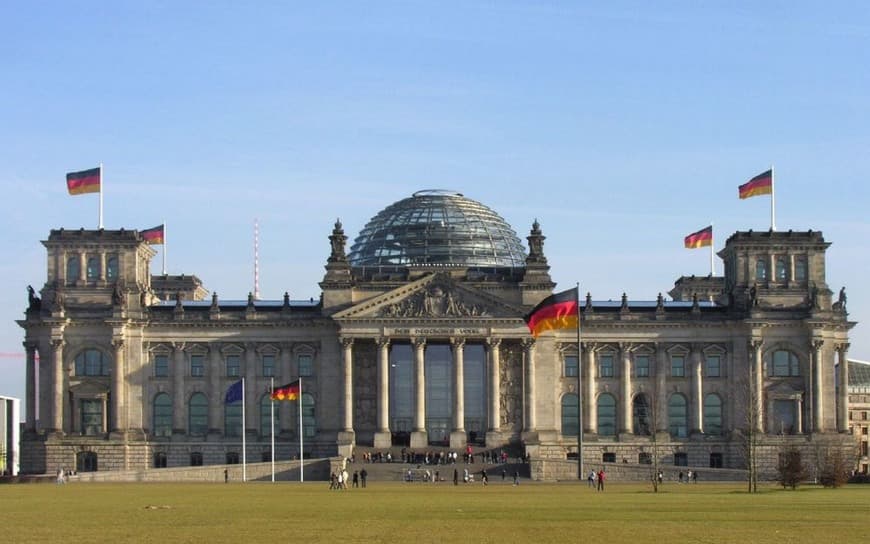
[72,458,329,482]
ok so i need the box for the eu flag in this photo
[225,379,243,404]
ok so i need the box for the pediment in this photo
[333,273,525,320]
[767,381,803,396]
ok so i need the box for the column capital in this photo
[112,338,125,350]
[811,339,824,351]
[750,339,763,351]
[376,337,390,348]
[50,338,65,350]
[618,341,633,352]
[171,341,187,352]
[485,337,502,349]
[836,342,850,354]
[521,338,535,350]
[581,341,597,352]
[340,337,355,349]
[279,341,293,351]
[22,341,38,353]
[449,337,466,348]
[412,337,427,349]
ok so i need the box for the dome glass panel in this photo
[347,190,527,267]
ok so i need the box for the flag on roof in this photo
[141,224,165,245]
[66,167,101,195]
[684,225,713,249]
[739,169,773,199]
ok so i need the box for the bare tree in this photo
[776,445,807,489]
[734,368,761,493]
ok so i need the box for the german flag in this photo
[739,169,773,199]
[140,224,165,245]
[271,380,300,401]
[684,225,713,249]
[66,167,101,195]
[523,287,579,338]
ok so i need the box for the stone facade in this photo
[17,197,857,480]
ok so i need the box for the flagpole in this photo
[162,220,167,275]
[270,376,275,483]
[299,377,304,483]
[98,162,104,229]
[709,222,715,276]
[576,283,583,481]
[242,377,247,482]
[770,165,776,232]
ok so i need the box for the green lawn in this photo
[2,481,867,543]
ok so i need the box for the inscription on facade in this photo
[386,327,487,337]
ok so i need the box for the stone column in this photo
[487,338,501,433]
[796,397,803,434]
[374,338,391,448]
[450,337,466,449]
[691,346,703,435]
[244,344,258,434]
[279,343,293,435]
[752,340,764,432]
[585,342,597,434]
[99,251,107,282]
[78,252,87,284]
[838,343,850,432]
[208,343,222,433]
[24,343,37,432]
[172,343,186,433]
[50,338,64,434]
[410,338,427,448]
[523,339,537,433]
[620,343,632,435]
[111,338,126,433]
[655,343,668,434]
[341,338,354,433]
[812,340,823,432]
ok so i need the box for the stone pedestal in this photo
[373,431,392,449]
[449,430,467,449]
[336,430,355,460]
[410,431,428,448]
[485,431,505,448]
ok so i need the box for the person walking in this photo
[453,468,459,486]
[513,471,520,486]
[587,469,596,488]
[360,468,368,488]
[597,469,606,491]
[352,470,359,488]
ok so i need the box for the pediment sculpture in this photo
[378,284,488,318]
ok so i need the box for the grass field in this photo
[2,481,867,543]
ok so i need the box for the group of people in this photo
[678,470,698,483]
[587,469,607,491]
[353,447,517,466]
[329,468,367,489]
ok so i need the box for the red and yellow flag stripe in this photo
[738,169,773,199]
[523,287,579,338]
[271,380,300,401]
[684,225,713,249]
[66,167,101,195]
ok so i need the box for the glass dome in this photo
[347,190,527,268]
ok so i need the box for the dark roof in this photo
[849,360,870,386]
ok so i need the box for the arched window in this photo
[301,393,316,438]
[703,394,723,435]
[756,259,768,281]
[86,256,100,280]
[632,394,651,435]
[188,393,208,436]
[106,255,119,281]
[668,393,688,438]
[795,257,807,281]
[597,393,617,437]
[775,257,787,281]
[153,393,172,437]
[771,350,800,377]
[260,394,278,437]
[66,255,80,284]
[225,402,242,437]
[74,349,110,376]
[561,393,579,436]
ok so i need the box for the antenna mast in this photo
[254,218,260,300]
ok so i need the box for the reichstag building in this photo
[18,190,855,478]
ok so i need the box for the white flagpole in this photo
[270,377,275,483]
[162,220,167,275]
[242,377,247,482]
[576,284,583,481]
[710,222,715,276]
[770,165,776,232]
[98,162,104,229]
[299,377,304,483]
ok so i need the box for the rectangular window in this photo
[638,452,652,464]
[602,452,616,463]
[705,355,721,378]
[674,452,688,466]
[709,453,723,468]
[154,354,169,378]
[226,355,240,377]
[564,355,579,377]
[190,354,205,377]
[81,399,103,436]
[298,354,313,377]
[599,354,614,378]
[262,354,275,377]
[671,356,685,377]
[635,355,650,377]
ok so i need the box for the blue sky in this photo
[1,2,868,403]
